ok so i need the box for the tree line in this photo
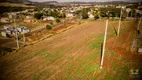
[0,6,33,14]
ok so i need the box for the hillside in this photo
[0,0,30,3]
[0,2,34,7]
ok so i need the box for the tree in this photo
[50,21,53,25]
[126,8,131,17]
[62,13,66,18]
[82,9,89,19]
[34,13,43,19]
[46,24,52,30]
[56,18,60,23]
[94,14,99,20]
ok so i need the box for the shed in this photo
[138,48,142,54]
[0,18,12,23]
[0,30,6,37]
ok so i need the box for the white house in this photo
[0,18,12,23]
[89,14,94,19]
[43,16,55,21]
[66,13,74,18]
[0,30,7,37]
[26,16,33,19]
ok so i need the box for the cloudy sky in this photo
[29,0,142,2]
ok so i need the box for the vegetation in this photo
[46,10,59,18]
[0,6,32,14]
[46,24,52,30]
[82,8,89,19]
[93,11,100,20]
[34,7,42,12]
[56,18,61,23]
[100,7,121,18]
[34,13,43,19]
[62,13,66,18]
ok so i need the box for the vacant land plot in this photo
[0,20,142,80]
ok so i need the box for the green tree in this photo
[46,24,52,30]
[62,13,66,18]
[82,9,89,19]
[56,18,61,23]
[34,13,43,19]
[94,14,99,20]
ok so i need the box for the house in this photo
[89,14,94,19]
[66,13,74,18]
[0,29,7,37]
[43,16,55,21]
[7,12,17,19]
[26,16,33,19]
[24,19,36,23]
[0,18,12,23]
[136,9,142,15]
[1,26,30,38]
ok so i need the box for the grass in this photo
[107,50,115,56]
[34,21,134,80]
[32,70,51,80]
[88,34,104,50]
[84,63,99,74]
[32,74,40,80]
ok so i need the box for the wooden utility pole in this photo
[100,20,108,69]
[117,7,123,36]
[14,19,19,49]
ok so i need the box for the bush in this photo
[34,13,43,19]
[46,25,52,30]
[94,14,99,20]
[82,9,89,19]
[56,18,61,23]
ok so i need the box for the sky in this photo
[29,0,142,2]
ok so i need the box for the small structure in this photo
[0,29,7,37]
[26,16,33,19]
[0,18,12,23]
[1,26,30,38]
[43,16,55,21]
[66,13,74,18]
[24,19,36,23]
[7,12,17,19]
[138,48,142,54]
[89,14,94,19]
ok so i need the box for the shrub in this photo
[56,18,61,23]
[46,25,52,30]
[94,14,99,20]
[82,9,89,19]
[34,13,43,19]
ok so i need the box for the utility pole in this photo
[100,20,108,69]
[117,7,123,36]
[14,18,19,49]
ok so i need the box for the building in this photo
[0,18,12,23]
[66,13,74,18]
[43,16,55,21]
[1,26,30,37]
[24,19,36,23]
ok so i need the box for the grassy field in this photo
[0,20,141,80]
